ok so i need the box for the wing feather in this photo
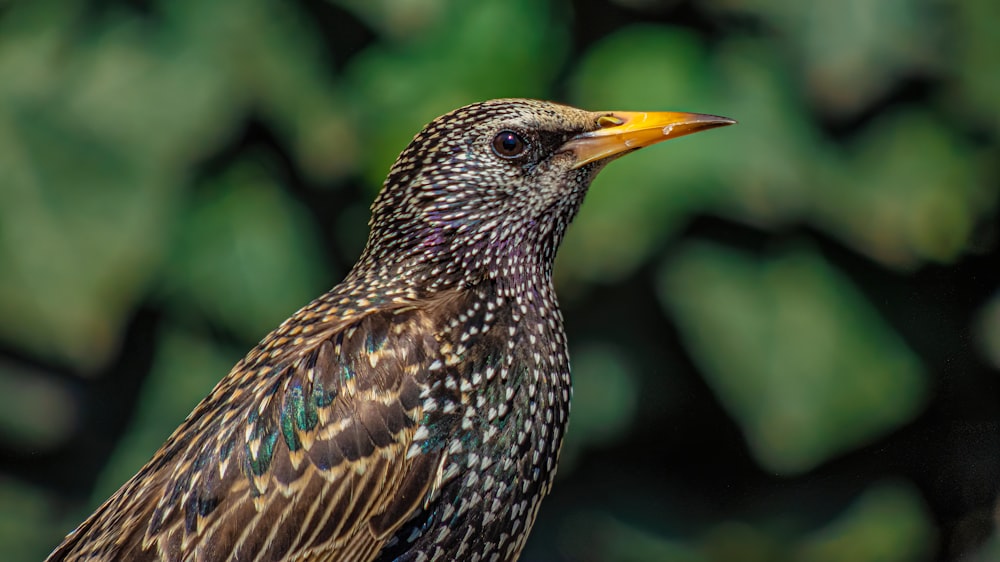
[47,303,456,562]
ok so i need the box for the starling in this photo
[48,99,733,561]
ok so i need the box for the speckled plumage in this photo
[48,99,732,562]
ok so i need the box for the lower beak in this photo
[561,111,736,169]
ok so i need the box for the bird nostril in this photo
[597,114,625,128]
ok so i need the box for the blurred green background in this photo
[1,0,998,560]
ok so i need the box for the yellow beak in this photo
[562,111,736,169]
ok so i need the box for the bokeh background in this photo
[1,0,998,560]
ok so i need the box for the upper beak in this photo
[561,111,736,169]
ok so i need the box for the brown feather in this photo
[48,298,454,562]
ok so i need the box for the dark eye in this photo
[491,130,527,158]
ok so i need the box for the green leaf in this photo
[709,40,993,269]
[162,0,357,182]
[706,0,941,116]
[821,109,993,267]
[0,0,238,371]
[951,0,1000,136]
[560,343,640,471]
[659,242,927,474]
[557,510,709,562]
[164,157,333,342]
[0,361,77,451]
[794,482,935,562]
[0,477,69,562]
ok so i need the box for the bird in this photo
[47,98,733,562]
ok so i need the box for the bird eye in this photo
[491,130,527,159]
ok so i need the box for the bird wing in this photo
[48,304,455,562]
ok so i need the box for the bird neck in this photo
[352,217,569,300]
[344,247,557,303]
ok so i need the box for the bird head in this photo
[358,98,734,292]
